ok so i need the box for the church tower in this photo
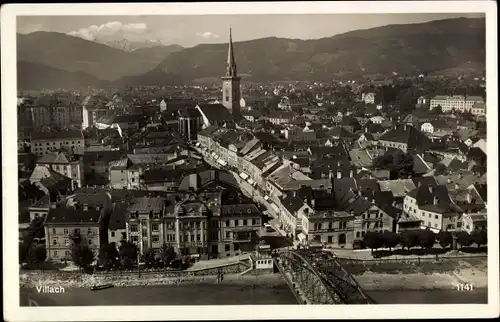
[221,28,241,118]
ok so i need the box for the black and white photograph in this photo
[2,1,498,321]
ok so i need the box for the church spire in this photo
[226,27,237,77]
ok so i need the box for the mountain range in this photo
[17,17,485,90]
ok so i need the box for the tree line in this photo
[362,229,487,254]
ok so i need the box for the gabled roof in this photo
[407,184,458,214]
[281,194,306,216]
[379,125,429,148]
[31,130,83,141]
[108,202,129,230]
[197,104,233,122]
[45,206,102,224]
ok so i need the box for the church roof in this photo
[197,104,233,122]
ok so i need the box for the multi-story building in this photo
[377,124,430,153]
[218,204,261,257]
[403,184,462,233]
[30,130,85,156]
[429,95,485,113]
[126,197,168,255]
[44,203,106,261]
[26,95,83,128]
[470,102,486,116]
[36,151,85,190]
[301,210,355,247]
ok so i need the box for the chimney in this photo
[337,171,342,179]
[447,178,451,184]
[433,196,439,205]
[358,190,362,197]
[454,183,459,190]
[365,127,368,133]
[349,169,354,178]
[293,191,297,198]
[311,199,316,209]
[404,124,407,131]
[428,186,433,194]
[83,204,88,211]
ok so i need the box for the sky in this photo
[17,13,485,47]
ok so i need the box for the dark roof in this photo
[108,202,128,230]
[281,194,305,216]
[45,206,102,224]
[179,107,202,118]
[84,150,124,163]
[407,185,457,214]
[379,125,429,148]
[356,179,381,198]
[143,167,189,184]
[198,125,219,137]
[295,186,335,210]
[308,146,347,158]
[197,104,233,122]
[128,197,166,214]
[31,130,83,141]
[221,204,260,217]
[473,184,487,202]
[412,176,438,188]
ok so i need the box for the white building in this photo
[430,95,485,113]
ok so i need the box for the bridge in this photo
[273,248,375,305]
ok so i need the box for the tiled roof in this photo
[179,107,202,118]
[128,197,166,214]
[378,179,417,198]
[108,204,128,231]
[379,125,429,148]
[45,206,102,224]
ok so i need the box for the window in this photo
[328,236,333,243]
[152,224,159,232]
[130,225,138,232]
[225,220,230,227]
[63,228,69,234]
[52,239,57,246]
[52,228,56,234]
[88,239,93,245]
[191,235,194,242]
[152,236,160,243]
[234,243,240,251]
[131,236,139,243]
[53,251,58,257]
[226,231,231,239]
[328,222,333,229]
[88,228,93,235]
[64,239,70,246]
[111,231,115,237]
[252,219,256,225]
[197,234,201,241]
[234,220,239,227]
[356,232,360,238]
[434,215,439,219]
[225,244,230,252]
[65,250,71,258]
[243,219,247,226]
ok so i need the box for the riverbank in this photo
[20,271,285,291]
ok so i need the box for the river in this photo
[20,284,487,306]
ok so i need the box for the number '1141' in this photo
[456,283,474,291]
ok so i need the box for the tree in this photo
[119,241,138,268]
[71,244,94,269]
[381,231,400,252]
[363,232,384,252]
[31,244,47,263]
[438,231,453,249]
[143,249,158,268]
[160,244,177,266]
[456,231,473,249]
[471,229,487,248]
[98,243,119,269]
[418,230,436,251]
[400,231,419,251]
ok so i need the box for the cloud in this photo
[67,21,150,41]
[196,31,220,39]
[18,23,43,34]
